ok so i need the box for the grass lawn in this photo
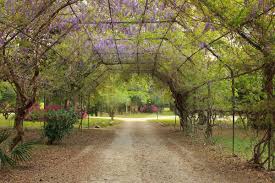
[77,117,121,128]
[212,130,255,159]
[0,115,44,128]
[212,128,267,161]
[115,111,176,118]
[159,111,176,116]
[148,117,265,161]
[147,118,180,126]
[0,115,120,129]
[116,113,159,118]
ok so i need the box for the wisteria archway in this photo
[0,0,274,169]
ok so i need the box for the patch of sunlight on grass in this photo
[0,115,44,128]
[116,111,176,118]
[76,117,121,128]
[0,115,120,129]
[147,118,180,126]
[116,113,158,118]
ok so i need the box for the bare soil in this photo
[0,121,273,183]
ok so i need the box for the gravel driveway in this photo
[83,121,228,183]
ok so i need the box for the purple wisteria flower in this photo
[5,0,16,14]
[0,38,4,47]
[203,22,215,32]
[258,0,263,7]
[199,42,207,49]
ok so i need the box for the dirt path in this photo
[1,121,272,183]
[85,121,224,183]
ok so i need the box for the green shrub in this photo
[44,109,78,145]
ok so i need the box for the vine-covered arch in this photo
[0,0,274,169]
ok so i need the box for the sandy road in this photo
[82,121,228,183]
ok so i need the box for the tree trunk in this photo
[73,95,78,112]
[154,71,190,131]
[252,61,274,168]
[110,109,114,121]
[263,62,275,169]
[95,106,98,116]
[64,99,70,110]
[171,89,189,131]
[206,81,213,139]
[10,94,35,150]
[10,107,26,150]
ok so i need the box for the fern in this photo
[0,130,10,144]
[11,141,36,162]
[0,149,16,167]
[0,130,35,167]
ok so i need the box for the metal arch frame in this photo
[70,2,188,74]
[81,20,177,25]
[66,0,273,75]
[108,68,153,73]
[70,5,105,65]
[69,1,187,71]
[176,32,230,71]
[152,13,180,75]
[173,3,275,72]
[136,0,150,74]
[107,0,123,67]
[151,1,189,75]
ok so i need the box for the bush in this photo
[44,109,78,145]
[139,104,159,113]
[44,104,62,111]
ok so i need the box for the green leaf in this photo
[0,150,16,167]
[11,141,36,162]
[0,130,10,144]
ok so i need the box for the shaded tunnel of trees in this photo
[0,0,274,169]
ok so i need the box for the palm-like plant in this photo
[0,130,34,167]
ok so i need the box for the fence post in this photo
[88,95,90,129]
[231,70,236,156]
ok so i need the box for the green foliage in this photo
[90,74,172,117]
[0,82,16,113]
[11,141,35,162]
[235,74,265,106]
[0,129,10,144]
[0,130,34,167]
[0,130,16,166]
[44,109,78,145]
